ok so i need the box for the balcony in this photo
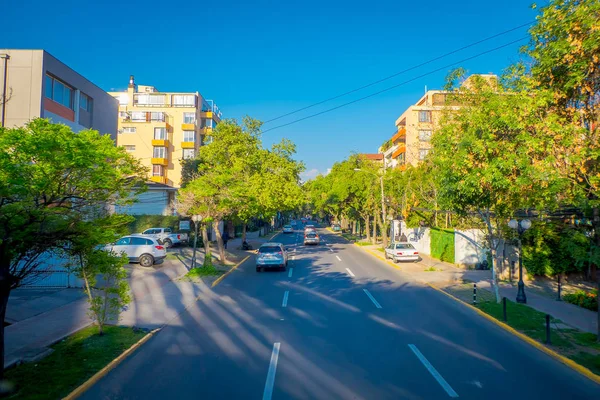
[181,141,195,149]
[152,139,169,147]
[392,127,406,143]
[392,144,406,159]
[181,123,196,131]
[151,158,169,166]
[150,176,166,184]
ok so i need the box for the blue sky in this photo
[2,0,538,180]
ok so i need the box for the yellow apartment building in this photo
[109,76,221,188]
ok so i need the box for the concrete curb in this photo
[63,328,161,400]
[353,243,402,271]
[425,282,600,386]
[211,255,251,288]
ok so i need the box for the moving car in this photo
[105,235,166,267]
[283,225,294,233]
[304,224,316,233]
[138,227,188,248]
[256,242,288,272]
[332,224,341,232]
[384,242,419,263]
[304,231,320,245]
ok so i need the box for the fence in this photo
[19,252,84,289]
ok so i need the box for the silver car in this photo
[256,242,288,272]
[106,235,167,267]
[304,231,320,245]
[384,242,419,262]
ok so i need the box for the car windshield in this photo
[284,225,292,228]
[259,246,281,253]
[307,233,317,238]
[395,244,415,249]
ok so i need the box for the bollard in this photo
[502,297,507,322]
[545,314,551,345]
[473,283,477,305]
[557,274,562,301]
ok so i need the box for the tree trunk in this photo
[482,212,501,303]
[202,223,211,267]
[593,206,600,342]
[380,214,388,248]
[372,210,377,244]
[364,216,371,241]
[227,220,235,240]
[213,220,227,264]
[0,275,11,380]
[242,223,247,243]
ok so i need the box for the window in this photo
[152,165,164,176]
[418,111,432,123]
[183,112,196,124]
[419,149,430,160]
[131,237,148,245]
[123,145,136,151]
[154,127,167,140]
[115,237,131,246]
[172,95,196,106]
[117,94,129,105]
[45,74,74,109]
[122,127,136,133]
[135,94,165,105]
[183,149,195,159]
[183,131,195,142]
[80,93,93,112]
[153,147,166,159]
[419,130,432,142]
[131,111,146,121]
[150,112,165,121]
[164,228,172,233]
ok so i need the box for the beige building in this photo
[110,76,221,188]
[0,49,118,137]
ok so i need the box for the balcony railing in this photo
[121,111,168,123]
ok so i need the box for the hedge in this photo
[124,215,185,234]
[430,228,455,263]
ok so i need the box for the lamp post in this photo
[191,215,202,268]
[508,218,532,304]
[354,168,387,247]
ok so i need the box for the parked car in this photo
[283,225,294,233]
[332,224,341,232]
[105,235,166,267]
[384,242,419,262]
[304,231,320,245]
[256,242,288,272]
[138,227,189,248]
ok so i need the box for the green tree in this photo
[0,119,145,375]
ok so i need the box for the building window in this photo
[80,93,93,112]
[135,94,165,106]
[45,74,74,109]
[117,94,129,105]
[183,112,196,124]
[183,131,195,142]
[419,130,432,142]
[150,112,165,122]
[154,127,167,140]
[152,165,164,176]
[183,149,195,159]
[153,146,166,159]
[121,127,136,133]
[418,111,432,123]
[131,111,146,121]
[123,145,136,151]
[419,149,430,160]
[172,95,196,106]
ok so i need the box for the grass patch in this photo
[165,252,180,260]
[341,233,358,242]
[185,265,224,279]
[424,266,441,272]
[376,247,385,252]
[5,325,146,400]
[443,283,600,376]
[356,241,373,246]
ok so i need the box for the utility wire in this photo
[262,36,529,134]
[263,21,534,124]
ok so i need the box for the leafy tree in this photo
[0,119,145,375]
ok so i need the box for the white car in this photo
[256,242,288,272]
[105,235,167,267]
[138,227,188,248]
[283,225,294,233]
[384,242,419,263]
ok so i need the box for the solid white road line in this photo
[282,290,289,307]
[262,342,281,400]
[288,268,293,278]
[345,268,355,277]
[336,255,342,261]
[408,344,459,398]
[363,289,382,309]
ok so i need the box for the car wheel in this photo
[139,254,154,267]
[256,266,261,272]
[394,258,400,263]
[280,265,286,271]
[163,239,173,248]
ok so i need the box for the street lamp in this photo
[191,215,203,268]
[354,168,387,246]
[508,218,532,304]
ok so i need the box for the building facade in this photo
[109,77,221,188]
[0,49,118,137]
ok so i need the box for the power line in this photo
[262,36,529,134]
[263,21,534,124]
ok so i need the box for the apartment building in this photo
[0,49,118,137]
[110,76,221,188]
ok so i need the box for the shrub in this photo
[124,215,183,234]
[431,228,455,263]
[563,289,598,311]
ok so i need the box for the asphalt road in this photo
[81,222,600,399]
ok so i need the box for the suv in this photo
[304,231,320,245]
[139,227,189,248]
[105,235,166,267]
[256,242,288,272]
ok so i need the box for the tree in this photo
[0,119,145,375]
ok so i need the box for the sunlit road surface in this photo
[81,222,600,399]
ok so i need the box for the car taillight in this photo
[277,251,283,255]
[177,234,181,239]
[397,252,403,255]
[155,245,165,250]
[415,252,419,254]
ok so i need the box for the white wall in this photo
[115,190,171,216]
[454,229,486,267]
[400,221,431,255]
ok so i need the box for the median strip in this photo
[409,344,458,398]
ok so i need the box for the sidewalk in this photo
[360,244,598,334]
